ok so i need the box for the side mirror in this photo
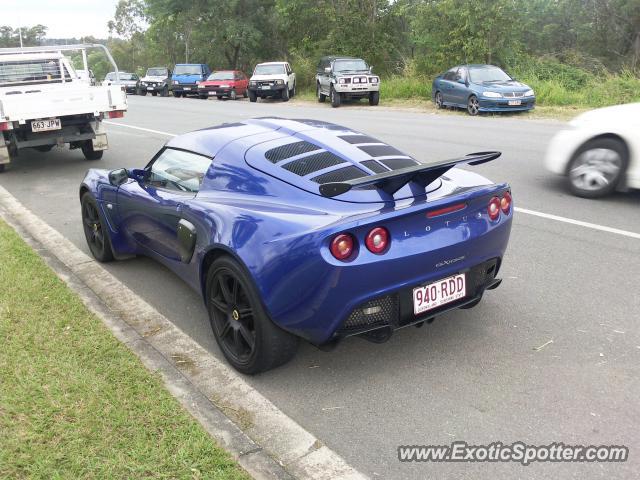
[457,78,466,85]
[369,66,373,73]
[108,168,130,186]
[324,67,331,74]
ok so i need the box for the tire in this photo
[467,95,480,116]
[435,91,444,109]
[249,90,257,103]
[81,193,114,263]
[0,164,5,173]
[567,138,628,198]
[151,91,157,97]
[230,89,237,100]
[290,81,296,98]
[243,88,248,98]
[161,86,169,97]
[369,91,379,106]
[317,83,326,103]
[206,257,298,374]
[81,141,103,161]
[217,96,223,100]
[173,91,181,98]
[330,85,341,108]
[199,94,208,99]
[281,84,290,102]
[139,90,147,96]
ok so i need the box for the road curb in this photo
[0,185,367,480]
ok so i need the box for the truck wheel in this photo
[249,90,257,103]
[281,85,290,102]
[369,91,380,106]
[161,86,169,97]
[330,86,341,108]
[81,141,103,161]
[151,91,157,97]
[173,91,181,98]
[317,83,326,103]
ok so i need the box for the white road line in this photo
[515,207,640,240]
[104,121,640,241]
[104,120,177,137]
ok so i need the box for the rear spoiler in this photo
[319,151,501,198]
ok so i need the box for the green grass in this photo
[0,220,249,480]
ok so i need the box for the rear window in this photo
[0,59,68,86]
[174,65,203,75]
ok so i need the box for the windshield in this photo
[468,66,512,83]
[0,59,68,86]
[333,59,368,73]
[146,68,167,77]
[208,71,235,81]
[254,64,285,75]
[174,65,202,75]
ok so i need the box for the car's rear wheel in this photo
[230,89,237,100]
[568,138,627,198]
[206,257,298,374]
[81,193,114,263]
[330,85,341,108]
[139,90,147,96]
[281,84,290,102]
[317,83,326,103]
[81,141,103,161]
[249,90,257,102]
[173,91,180,97]
[161,86,169,97]
[290,81,296,98]
[467,95,479,116]
[243,88,248,98]
[435,91,444,109]
[369,91,379,106]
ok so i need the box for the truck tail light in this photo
[0,121,10,131]
[108,110,125,119]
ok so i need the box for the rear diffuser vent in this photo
[358,144,405,157]
[380,158,420,170]
[339,134,379,144]
[360,160,389,173]
[282,151,345,176]
[265,141,320,163]
[311,166,368,184]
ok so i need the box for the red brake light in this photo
[500,191,512,214]
[108,110,124,119]
[330,233,355,260]
[365,227,390,254]
[426,202,467,218]
[0,121,9,131]
[488,197,501,221]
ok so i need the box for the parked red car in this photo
[197,70,249,100]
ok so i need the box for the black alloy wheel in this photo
[81,193,114,262]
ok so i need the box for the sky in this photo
[3,0,121,38]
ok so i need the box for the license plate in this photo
[208,91,216,95]
[413,273,466,315]
[508,100,521,106]
[31,118,61,132]
[261,85,271,90]
[183,87,191,91]
[147,87,154,90]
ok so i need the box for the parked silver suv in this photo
[316,56,380,108]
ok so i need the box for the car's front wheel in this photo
[206,257,298,374]
[81,193,114,263]
[435,91,444,109]
[230,89,237,100]
[369,91,379,106]
[317,83,326,103]
[467,95,480,116]
[330,85,341,108]
[281,84,290,102]
[568,138,627,198]
[249,90,257,103]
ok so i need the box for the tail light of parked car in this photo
[365,227,390,254]
[488,191,512,221]
[330,233,356,261]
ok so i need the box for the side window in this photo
[285,64,291,75]
[456,68,466,82]
[147,149,212,193]
[443,69,457,81]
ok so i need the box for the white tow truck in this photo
[0,44,127,172]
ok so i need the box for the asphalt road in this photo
[2,95,639,479]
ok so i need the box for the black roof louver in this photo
[282,151,345,176]
[380,158,420,170]
[339,134,379,144]
[360,159,390,173]
[358,144,406,157]
[311,166,368,184]
[265,141,321,163]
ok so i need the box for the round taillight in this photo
[500,191,512,214]
[330,233,355,260]
[488,197,501,221]
[365,227,390,254]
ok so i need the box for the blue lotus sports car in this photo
[432,64,535,115]
[80,118,513,373]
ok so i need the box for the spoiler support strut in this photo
[318,151,502,198]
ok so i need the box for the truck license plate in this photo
[183,87,191,91]
[412,273,466,315]
[31,118,61,132]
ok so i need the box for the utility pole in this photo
[18,26,23,48]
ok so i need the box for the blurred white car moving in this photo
[545,102,640,198]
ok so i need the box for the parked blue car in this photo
[432,64,535,115]
[171,63,211,97]
[79,118,513,373]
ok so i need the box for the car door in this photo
[285,63,293,89]
[440,68,458,104]
[451,67,469,105]
[117,148,212,262]
[237,71,248,93]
